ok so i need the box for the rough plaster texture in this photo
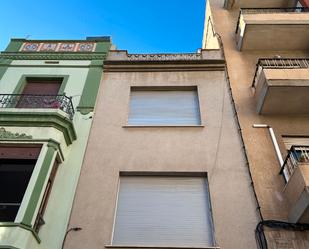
[205,0,309,247]
[66,64,259,249]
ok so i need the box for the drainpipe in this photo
[252,124,284,168]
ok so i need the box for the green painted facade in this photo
[0,37,111,249]
[77,61,104,114]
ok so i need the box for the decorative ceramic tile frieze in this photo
[21,42,96,52]
[77,43,95,52]
[22,43,40,52]
[40,43,58,51]
[58,43,76,52]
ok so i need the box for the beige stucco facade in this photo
[65,50,259,249]
[204,0,309,248]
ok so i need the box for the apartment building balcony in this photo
[0,94,74,119]
[0,94,76,145]
[281,146,309,222]
[225,0,291,9]
[252,58,309,114]
[236,8,309,50]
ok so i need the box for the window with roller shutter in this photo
[112,175,215,247]
[127,87,201,126]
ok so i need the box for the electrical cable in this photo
[207,16,263,221]
[207,16,309,249]
[208,61,226,181]
[61,227,82,249]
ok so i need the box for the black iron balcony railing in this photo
[0,94,75,120]
[280,145,309,182]
[252,58,309,87]
[236,7,309,33]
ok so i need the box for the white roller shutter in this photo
[112,176,214,247]
[128,89,201,125]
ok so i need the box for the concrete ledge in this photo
[123,125,205,128]
[105,246,220,249]
[0,110,77,145]
[0,222,41,244]
[236,12,309,50]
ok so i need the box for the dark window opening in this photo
[0,159,36,222]
[0,144,41,222]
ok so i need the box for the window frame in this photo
[0,144,42,223]
[33,158,60,232]
[13,74,70,96]
[0,140,62,238]
[125,86,203,127]
[110,172,216,248]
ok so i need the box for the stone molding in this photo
[0,127,32,139]
[0,52,107,61]
[106,49,223,62]
[127,53,202,61]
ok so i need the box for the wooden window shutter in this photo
[0,145,42,160]
[22,78,62,95]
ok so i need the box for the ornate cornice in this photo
[0,127,32,139]
[0,111,76,145]
[0,52,107,61]
[127,53,202,61]
[106,50,223,66]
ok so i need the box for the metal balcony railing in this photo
[280,145,309,182]
[251,58,309,88]
[236,7,309,33]
[0,94,75,120]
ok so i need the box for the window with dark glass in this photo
[0,145,41,222]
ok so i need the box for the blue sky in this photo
[0,0,206,53]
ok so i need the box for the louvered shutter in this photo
[128,90,201,125]
[112,176,214,247]
[17,79,62,108]
[22,80,61,95]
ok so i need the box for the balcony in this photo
[0,94,74,119]
[281,146,309,222]
[0,94,76,145]
[225,0,290,9]
[252,58,309,114]
[236,8,309,50]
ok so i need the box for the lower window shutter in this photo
[113,176,214,247]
